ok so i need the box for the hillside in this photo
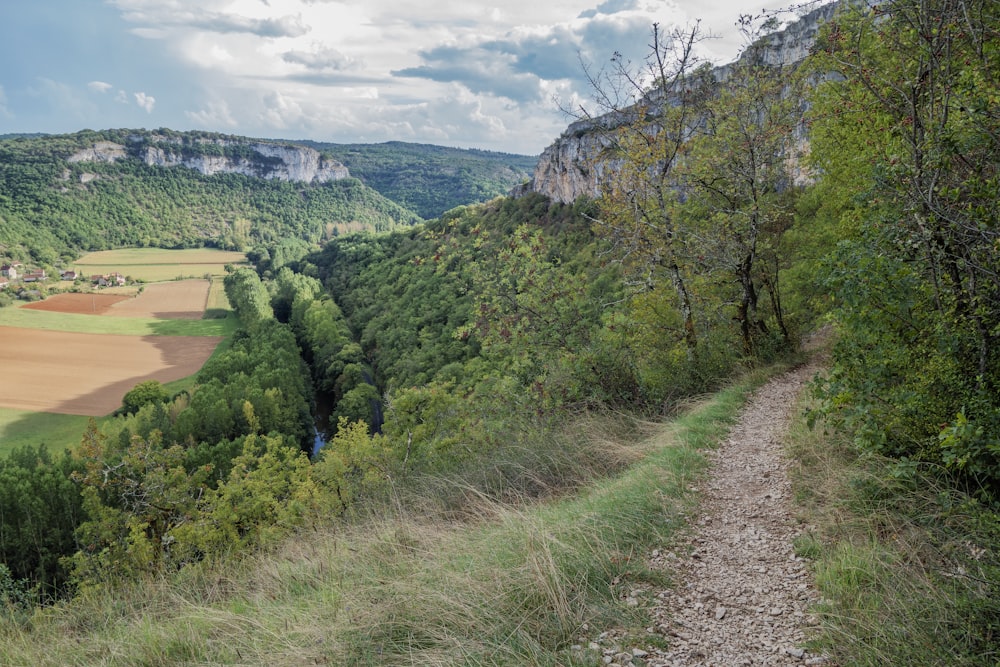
[0,1,997,664]
[301,140,537,219]
[0,129,424,263]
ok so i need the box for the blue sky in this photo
[0,0,781,154]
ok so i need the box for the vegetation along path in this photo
[609,360,828,666]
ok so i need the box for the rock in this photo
[786,647,806,659]
[512,1,840,203]
[632,648,649,658]
[715,606,727,620]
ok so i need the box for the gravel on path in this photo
[592,361,829,667]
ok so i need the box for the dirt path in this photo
[596,361,829,666]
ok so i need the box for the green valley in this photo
[0,2,998,665]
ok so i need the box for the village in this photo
[1,260,127,298]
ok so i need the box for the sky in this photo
[0,0,784,155]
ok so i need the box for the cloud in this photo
[392,3,668,104]
[88,80,114,93]
[186,99,237,128]
[282,46,361,72]
[394,60,545,104]
[134,92,156,113]
[109,3,309,38]
[196,13,309,38]
[579,0,641,19]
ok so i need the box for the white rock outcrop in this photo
[515,1,839,203]
[68,139,350,184]
[67,141,127,164]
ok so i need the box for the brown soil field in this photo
[22,293,129,315]
[0,326,222,416]
[107,280,209,319]
[22,279,210,320]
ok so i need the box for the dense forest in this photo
[0,130,537,266]
[303,140,538,219]
[0,1,997,663]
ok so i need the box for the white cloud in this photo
[259,90,304,129]
[282,46,362,72]
[186,99,238,127]
[88,80,114,93]
[134,92,156,112]
[108,2,310,38]
[13,0,764,153]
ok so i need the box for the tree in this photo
[676,14,804,356]
[583,23,710,359]
[224,266,273,325]
[121,379,169,415]
[809,0,1000,494]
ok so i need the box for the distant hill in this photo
[300,140,537,219]
[0,130,428,264]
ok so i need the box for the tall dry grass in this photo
[0,370,772,666]
[787,392,1000,666]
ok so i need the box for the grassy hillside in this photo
[0,365,774,666]
[304,140,537,219]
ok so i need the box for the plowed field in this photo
[0,326,222,415]
[22,279,210,319]
[22,293,129,315]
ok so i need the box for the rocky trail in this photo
[592,360,829,666]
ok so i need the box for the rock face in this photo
[66,141,127,164]
[67,137,350,184]
[514,1,840,204]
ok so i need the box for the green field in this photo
[0,250,243,451]
[204,275,233,318]
[0,304,237,336]
[0,408,92,455]
[72,248,248,282]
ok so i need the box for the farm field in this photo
[72,248,247,282]
[24,279,211,320]
[0,251,240,425]
[0,305,234,336]
[0,408,92,456]
[0,326,222,416]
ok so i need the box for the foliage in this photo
[0,129,420,264]
[808,0,1000,498]
[68,425,215,585]
[302,140,537,219]
[0,445,83,597]
[675,17,803,357]
[121,380,169,416]
[224,267,273,326]
[789,404,1000,666]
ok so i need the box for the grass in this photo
[203,275,232,319]
[0,304,237,336]
[0,366,778,666]
[72,248,248,282]
[0,408,92,456]
[786,388,1000,666]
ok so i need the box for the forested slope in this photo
[303,140,537,219]
[0,2,997,664]
[0,129,420,263]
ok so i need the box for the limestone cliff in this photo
[67,136,350,184]
[514,1,840,203]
